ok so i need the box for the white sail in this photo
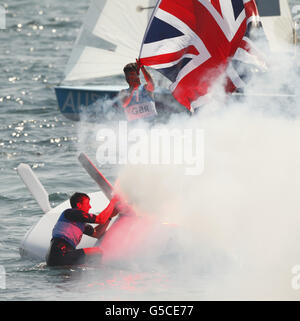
[64,0,156,81]
[258,0,296,52]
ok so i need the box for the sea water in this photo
[0,0,300,301]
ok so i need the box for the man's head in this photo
[123,63,140,87]
[70,192,91,213]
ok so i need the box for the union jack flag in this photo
[139,0,267,111]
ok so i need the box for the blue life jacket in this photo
[52,209,87,249]
[124,85,157,121]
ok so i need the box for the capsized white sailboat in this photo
[55,0,297,122]
[18,153,177,266]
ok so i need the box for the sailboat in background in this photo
[55,0,183,122]
[54,0,298,122]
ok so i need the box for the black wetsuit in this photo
[46,208,96,266]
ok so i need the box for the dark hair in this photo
[70,192,90,208]
[123,63,138,74]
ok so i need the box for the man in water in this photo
[46,192,125,266]
[119,60,157,121]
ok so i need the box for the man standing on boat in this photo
[46,192,129,266]
[119,59,157,122]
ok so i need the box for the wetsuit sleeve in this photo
[83,224,95,236]
[64,209,97,223]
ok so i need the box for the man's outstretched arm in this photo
[95,196,119,225]
[137,59,154,92]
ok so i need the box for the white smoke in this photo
[112,44,300,300]
[73,36,300,299]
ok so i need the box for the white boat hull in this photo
[20,191,176,266]
[19,191,109,260]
